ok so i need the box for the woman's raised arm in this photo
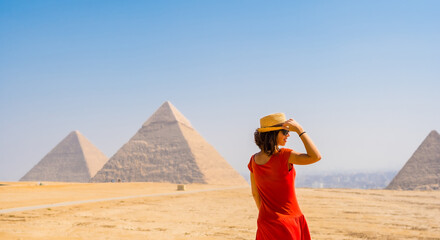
[283,118,322,165]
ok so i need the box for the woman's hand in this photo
[283,118,304,134]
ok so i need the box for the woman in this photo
[248,113,321,240]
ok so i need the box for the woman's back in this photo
[249,148,302,218]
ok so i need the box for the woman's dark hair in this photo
[254,130,280,156]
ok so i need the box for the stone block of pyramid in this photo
[387,130,440,190]
[91,101,247,185]
[20,131,108,182]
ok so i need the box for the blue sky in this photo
[1,1,439,181]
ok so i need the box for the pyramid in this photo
[387,130,440,190]
[20,131,108,182]
[91,101,247,185]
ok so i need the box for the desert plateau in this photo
[1,181,439,240]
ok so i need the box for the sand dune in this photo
[1,182,439,239]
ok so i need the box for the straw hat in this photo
[257,113,289,132]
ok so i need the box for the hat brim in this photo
[257,126,287,132]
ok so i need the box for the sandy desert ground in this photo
[1,181,439,240]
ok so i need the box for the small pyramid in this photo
[91,101,247,185]
[20,131,108,182]
[387,130,440,190]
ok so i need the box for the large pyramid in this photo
[20,131,108,182]
[387,130,440,190]
[91,101,247,185]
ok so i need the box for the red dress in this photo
[248,148,311,240]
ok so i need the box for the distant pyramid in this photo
[20,131,108,182]
[91,101,247,185]
[387,130,440,190]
